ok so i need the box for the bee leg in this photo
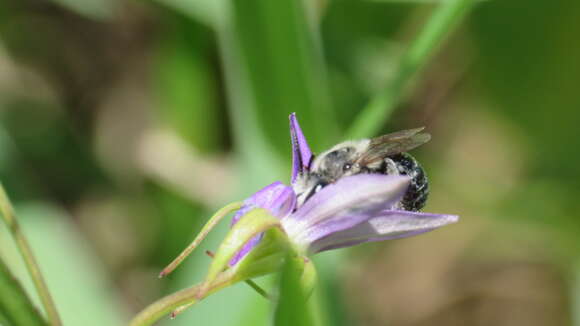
[384,158,400,176]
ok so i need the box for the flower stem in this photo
[129,270,239,326]
[205,250,271,300]
[346,0,475,139]
[159,201,243,278]
[0,183,62,326]
[129,284,202,326]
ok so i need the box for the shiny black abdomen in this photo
[383,153,428,211]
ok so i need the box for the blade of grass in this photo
[2,203,129,325]
[0,257,47,326]
[153,12,223,153]
[0,183,61,326]
[229,0,337,154]
[347,0,474,139]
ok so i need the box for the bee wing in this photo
[356,127,431,165]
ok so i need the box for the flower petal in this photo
[230,182,296,265]
[282,174,411,247]
[290,113,313,184]
[232,182,296,225]
[308,210,459,253]
[229,234,264,266]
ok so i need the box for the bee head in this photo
[311,140,369,181]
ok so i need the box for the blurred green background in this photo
[1,0,580,325]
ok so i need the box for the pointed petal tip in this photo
[289,113,313,183]
[446,214,460,224]
[430,213,459,225]
[307,210,460,253]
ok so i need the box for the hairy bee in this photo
[293,128,430,211]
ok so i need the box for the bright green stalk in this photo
[0,257,48,326]
[274,255,317,326]
[347,0,475,139]
[128,271,237,326]
[0,183,62,326]
[205,249,271,300]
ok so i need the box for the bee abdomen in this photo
[388,153,429,211]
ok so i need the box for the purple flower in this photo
[230,113,458,264]
[152,113,460,321]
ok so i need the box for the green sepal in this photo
[201,208,282,291]
[231,226,291,280]
[129,208,320,325]
[300,257,317,298]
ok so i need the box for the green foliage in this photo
[154,12,223,152]
[0,204,127,325]
[230,0,338,154]
[347,0,474,138]
[0,259,47,326]
[1,0,580,324]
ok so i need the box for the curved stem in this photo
[347,0,474,139]
[129,284,202,326]
[0,183,62,326]
[159,201,243,278]
[205,250,271,300]
[129,270,239,326]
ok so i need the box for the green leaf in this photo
[0,203,127,326]
[0,258,47,326]
[229,0,338,153]
[152,0,227,28]
[153,14,222,152]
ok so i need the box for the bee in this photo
[293,128,431,211]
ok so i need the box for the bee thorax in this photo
[292,135,429,212]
